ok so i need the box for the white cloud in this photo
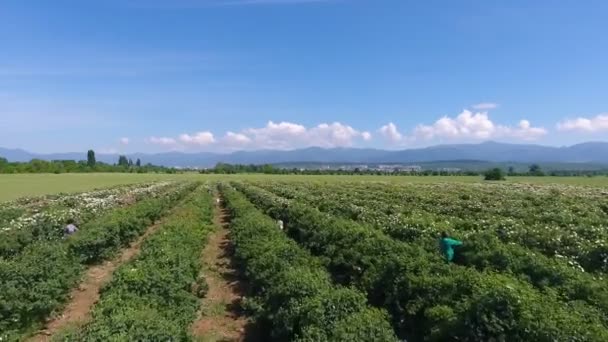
[381,110,546,145]
[178,131,215,145]
[503,120,547,140]
[379,122,403,143]
[222,131,252,146]
[243,121,369,149]
[245,121,308,149]
[308,122,363,148]
[145,120,370,151]
[414,110,496,140]
[119,137,130,145]
[471,102,499,110]
[148,136,177,146]
[557,114,608,132]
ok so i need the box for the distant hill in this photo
[2,141,608,168]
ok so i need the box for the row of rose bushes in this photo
[258,180,608,272]
[255,181,608,317]
[221,184,398,341]
[0,182,197,340]
[57,187,214,340]
[0,182,174,258]
[234,182,608,341]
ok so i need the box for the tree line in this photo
[0,150,178,174]
[205,162,608,178]
[2,153,606,177]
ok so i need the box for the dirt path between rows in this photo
[27,220,165,342]
[191,196,258,342]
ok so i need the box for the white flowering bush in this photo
[0,181,197,340]
[0,182,173,258]
[232,180,608,341]
[256,180,608,271]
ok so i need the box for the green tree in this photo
[529,164,545,176]
[87,150,96,167]
[136,158,141,167]
[484,168,506,181]
[128,158,133,167]
[118,155,129,166]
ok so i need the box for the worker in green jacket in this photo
[440,231,462,262]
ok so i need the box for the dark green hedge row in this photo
[0,182,197,340]
[220,185,397,341]
[234,182,608,342]
[259,182,608,318]
[58,188,214,340]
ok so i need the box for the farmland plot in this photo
[0,182,174,258]
[220,185,397,341]
[256,181,608,318]
[232,180,608,341]
[56,186,215,340]
[5,178,608,341]
[254,181,608,270]
[0,182,197,340]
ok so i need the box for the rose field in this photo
[1,175,608,341]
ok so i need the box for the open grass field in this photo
[1,172,607,202]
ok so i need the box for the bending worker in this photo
[64,218,79,237]
[440,231,462,262]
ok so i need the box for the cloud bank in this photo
[379,110,546,145]
[147,121,370,150]
[143,107,608,151]
[557,114,608,132]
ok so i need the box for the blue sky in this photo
[1,0,607,153]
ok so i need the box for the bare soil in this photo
[191,197,258,342]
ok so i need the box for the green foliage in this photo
[484,167,505,180]
[529,163,545,176]
[221,186,398,341]
[64,189,214,340]
[86,149,96,167]
[67,196,172,264]
[0,242,82,337]
[118,155,129,167]
[0,158,176,174]
[234,181,608,341]
[258,180,608,271]
[0,183,196,340]
[0,183,175,259]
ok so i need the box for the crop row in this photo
[0,182,197,340]
[254,181,608,316]
[0,182,174,259]
[258,180,608,272]
[220,184,397,341]
[233,181,608,341]
[58,186,214,340]
[0,182,171,228]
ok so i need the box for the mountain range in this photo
[2,141,608,168]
